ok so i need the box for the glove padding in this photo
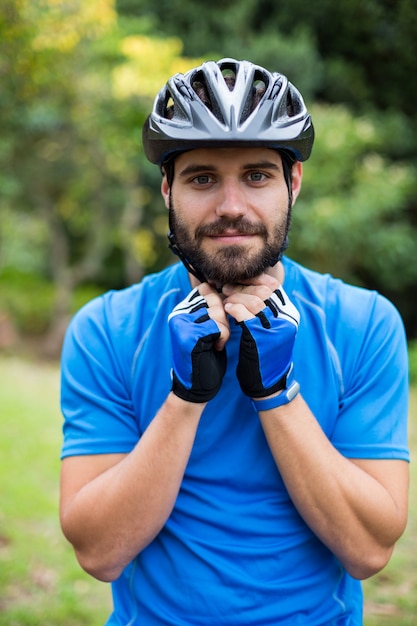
[168,288,227,403]
[236,287,299,398]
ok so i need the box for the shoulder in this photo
[283,256,404,334]
[68,263,186,334]
[62,263,188,374]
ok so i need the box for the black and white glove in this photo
[168,287,227,403]
[236,287,300,398]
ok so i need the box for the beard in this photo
[169,200,292,285]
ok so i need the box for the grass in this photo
[362,386,417,625]
[0,356,112,625]
[0,355,415,624]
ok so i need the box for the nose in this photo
[215,179,247,218]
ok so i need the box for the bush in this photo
[0,270,105,336]
[0,270,55,335]
[409,340,417,385]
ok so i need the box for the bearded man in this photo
[59,59,409,626]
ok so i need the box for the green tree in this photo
[291,105,417,330]
[0,5,203,352]
[115,0,417,337]
[119,0,417,118]
[1,0,136,341]
[2,0,417,345]
[116,0,323,100]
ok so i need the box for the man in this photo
[59,59,409,625]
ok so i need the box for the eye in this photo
[192,174,214,185]
[247,171,267,182]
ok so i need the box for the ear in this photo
[291,161,303,206]
[161,172,170,209]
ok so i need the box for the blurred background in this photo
[1,0,417,357]
[0,1,416,624]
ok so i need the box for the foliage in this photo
[0,3,201,335]
[290,104,417,334]
[1,0,133,307]
[115,0,417,334]
[0,270,55,334]
[116,0,324,100]
[2,0,417,340]
[120,0,417,119]
[265,0,417,117]
[0,269,104,335]
[113,34,203,100]
[408,341,417,385]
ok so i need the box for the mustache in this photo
[194,217,268,239]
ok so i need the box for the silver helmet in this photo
[142,58,314,165]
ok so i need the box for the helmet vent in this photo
[221,68,237,90]
[191,71,226,125]
[191,73,212,107]
[252,71,267,111]
[286,86,302,117]
[164,95,175,119]
[253,79,266,92]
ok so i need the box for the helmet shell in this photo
[142,58,314,165]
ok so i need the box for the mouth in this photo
[204,223,264,243]
[208,231,259,244]
[195,218,267,244]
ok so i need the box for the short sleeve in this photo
[60,295,139,459]
[331,294,409,461]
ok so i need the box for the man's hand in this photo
[168,285,230,403]
[223,276,300,398]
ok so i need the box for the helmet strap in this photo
[168,229,208,284]
[164,156,210,283]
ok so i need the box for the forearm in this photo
[60,393,203,582]
[258,394,409,579]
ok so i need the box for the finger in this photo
[223,292,265,316]
[222,282,276,302]
[193,284,230,348]
[198,282,223,299]
[209,302,231,350]
[204,292,226,312]
[214,319,231,351]
[193,289,230,349]
[224,301,256,323]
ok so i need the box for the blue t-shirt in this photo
[60,257,409,625]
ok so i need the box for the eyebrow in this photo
[178,164,216,178]
[177,160,281,178]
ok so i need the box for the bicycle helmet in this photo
[142,58,314,166]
